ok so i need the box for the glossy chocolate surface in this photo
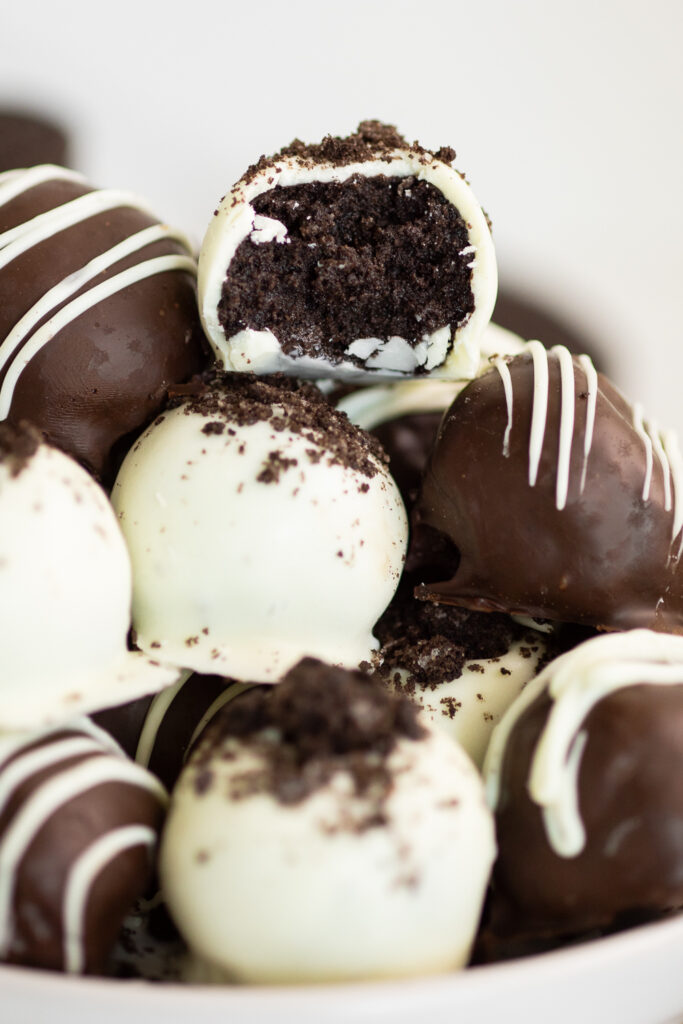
[0,172,209,484]
[416,349,683,632]
[492,684,683,935]
[0,728,166,974]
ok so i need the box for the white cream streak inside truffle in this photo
[0,721,167,972]
[483,630,683,857]
[0,165,196,416]
[336,323,526,431]
[493,342,683,537]
[198,152,497,382]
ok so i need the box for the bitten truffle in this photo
[415,342,683,633]
[198,121,497,383]
[160,659,495,983]
[0,164,208,484]
[0,718,167,974]
[483,630,683,938]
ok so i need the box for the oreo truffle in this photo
[198,121,497,382]
[0,164,208,484]
[0,718,167,974]
[483,630,683,938]
[374,589,550,768]
[112,373,407,681]
[0,110,70,172]
[416,342,683,633]
[160,658,495,983]
[93,673,253,792]
[0,422,177,729]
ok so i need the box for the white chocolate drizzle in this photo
[500,343,681,539]
[135,674,251,772]
[63,824,156,973]
[0,165,196,414]
[527,340,549,488]
[483,629,683,857]
[0,727,167,968]
[577,354,597,493]
[553,344,576,510]
[493,357,513,457]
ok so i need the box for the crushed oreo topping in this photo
[374,583,542,690]
[221,173,474,366]
[0,420,41,478]
[193,658,425,810]
[241,121,439,184]
[171,371,387,479]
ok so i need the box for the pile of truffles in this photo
[0,114,682,985]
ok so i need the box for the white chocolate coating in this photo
[0,442,178,729]
[484,629,683,857]
[383,634,548,769]
[198,149,497,384]
[160,727,495,984]
[112,403,408,681]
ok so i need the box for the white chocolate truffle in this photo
[198,122,496,384]
[112,376,408,681]
[384,634,548,769]
[0,425,178,730]
[159,661,496,983]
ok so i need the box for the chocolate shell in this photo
[0,110,70,172]
[93,673,253,792]
[483,631,683,938]
[0,165,209,484]
[0,720,167,974]
[416,343,683,633]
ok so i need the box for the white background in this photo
[2,0,682,428]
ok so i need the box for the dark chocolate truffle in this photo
[0,165,209,484]
[0,110,70,172]
[0,720,167,974]
[415,342,683,633]
[199,121,496,382]
[93,673,253,792]
[484,630,683,938]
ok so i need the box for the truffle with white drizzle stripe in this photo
[0,165,208,484]
[415,342,683,633]
[198,121,496,383]
[482,630,683,937]
[93,673,254,791]
[0,717,167,974]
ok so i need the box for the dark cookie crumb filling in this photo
[373,583,548,690]
[220,174,474,368]
[168,371,387,480]
[192,658,425,812]
[0,420,41,477]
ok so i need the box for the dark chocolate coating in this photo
[0,728,166,974]
[0,173,209,485]
[372,410,443,507]
[492,684,683,936]
[0,111,70,171]
[416,351,683,632]
[93,673,240,792]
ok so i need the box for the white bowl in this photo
[2,913,682,1024]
